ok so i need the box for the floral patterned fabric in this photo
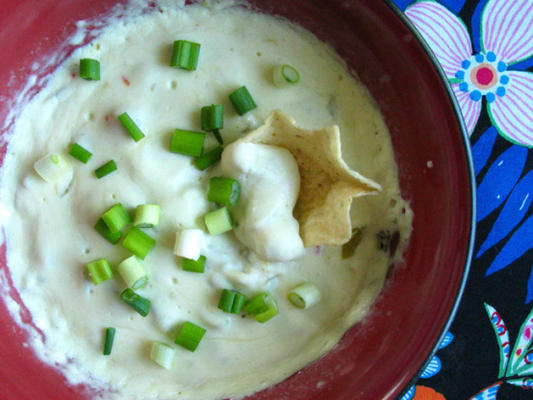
[391,0,533,398]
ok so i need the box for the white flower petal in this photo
[452,84,482,136]
[406,1,472,78]
[482,0,533,64]
[488,71,533,147]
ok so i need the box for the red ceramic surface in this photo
[0,1,475,399]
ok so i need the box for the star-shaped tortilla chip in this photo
[237,110,381,247]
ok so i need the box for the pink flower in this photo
[405,0,533,147]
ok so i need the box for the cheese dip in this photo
[0,1,412,399]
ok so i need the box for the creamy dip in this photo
[221,142,304,262]
[0,2,412,400]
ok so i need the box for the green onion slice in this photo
[194,146,223,171]
[102,203,131,233]
[94,218,123,244]
[122,227,156,260]
[169,129,205,157]
[134,204,160,228]
[118,256,148,289]
[229,86,257,115]
[80,58,100,80]
[68,143,92,163]
[272,64,300,87]
[244,291,271,314]
[34,153,72,183]
[86,258,113,285]
[287,282,321,309]
[103,327,116,355]
[150,342,176,369]
[203,207,232,235]
[218,289,246,314]
[120,288,151,317]
[182,255,206,273]
[117,112,145,142]
[174,321,206,352]
[218,289,235,313]
[201,104,223,131]
[245,291,279,323]
[174,228,204,260]
[201,105,224,144]
[170,40,200,71]
[207,177,240,206]
[231,292,246,314]
[94,160,117,178]
[254,304,279,323]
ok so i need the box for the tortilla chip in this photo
[237,110,381,247]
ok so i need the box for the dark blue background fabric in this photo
[391,0,533,399]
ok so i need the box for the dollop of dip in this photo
[0,2,413,400]
[221,142,304,262]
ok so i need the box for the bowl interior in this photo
[0,1,474,399]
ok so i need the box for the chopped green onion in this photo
[207,177,240,206]
[272,64,300,87]
[244,291,271,314]
[204,207,232,235]
[170,40,201,71]
[201,104,223,131]
[182,255,206,273]
[117,112,145,142]
[120,288,151,317]
[122,227,156,260]
[231,292,246,314]
[218,289,235,313]
[169,129,205,157]
[174,321,206,352]
[79,58,100,80]
[68,143,92,163]
[229,86,257,115]
[174,228,204,260]
[287,282,321,309]
[102,203,131,233]
[245,291,279,323]
[86,258,113,285]
[254,303,279,323]
[103,327,116,355]
[134,204,160,228]
[94,218,123,244]
[218,289,246,314]
[201,104,224,144]
[194,146,223,170]
[118,256,148,289]
[150,342,176,369]
[94,160,117,178]
[34,153,72,183]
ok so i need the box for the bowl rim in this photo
[382,0,477,397]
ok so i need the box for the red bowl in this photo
[0,1,475,399]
